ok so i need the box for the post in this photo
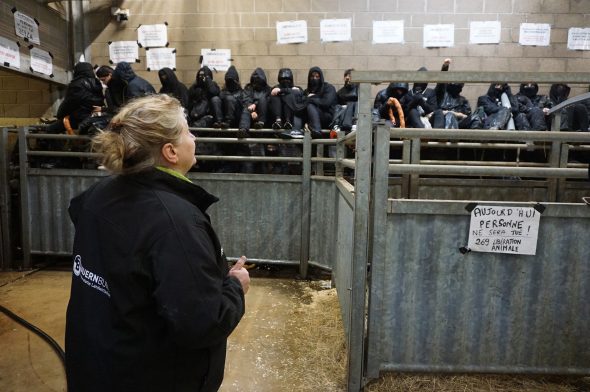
[300,132,312,278]
[18,128,32,269]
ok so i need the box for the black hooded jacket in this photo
[106,62,156,113]
[56,62,104,128]
[549,83,571,106]
[65,168,245,392]
[243,67,271,107]
[158,68,189,109]
[373,82,410,119]
[518,82,551,110]
[271,68,304,110]
[304,66,337,116]
[188,66,221,119]
[220,65,245,102]
[477,83,518,115]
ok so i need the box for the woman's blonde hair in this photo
[92,94,186,175]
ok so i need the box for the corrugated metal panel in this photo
[369,200,590,374]
[334,190,354,337]
[309,179,337,269]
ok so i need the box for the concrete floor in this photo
[0,269,336,392]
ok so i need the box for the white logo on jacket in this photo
[72,254,111,298]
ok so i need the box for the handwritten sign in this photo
[470,21,501,44]
[276,20,308,44]
[29,47,52,76]
[519,23,551,46]
[138,24,168,48]
[320,19,351,42]
[109,41,139,64]
[14,11,40,45]
[467,206,541,255]
[567,28,590,50]
[423,24,454,48]
[0,36,21,69]
[373,20,404,44]
[146,48,176,70]
[201,48,231,72]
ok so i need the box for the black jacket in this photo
[477,83,518,115]
[337,82,359,105]
[159,67,189,109]
[106,62,156,112]
[304,66,337,116]
[56,62,104,128]
[242,67,271,107]
[373,82,410,119]
[271,68,304,111]
[65,168,245,392]
[188,66,221,120]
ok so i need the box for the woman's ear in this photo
[160,142,178,165]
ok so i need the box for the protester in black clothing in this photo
[548,83,589,131]
[432,83,471,129]
[188,66,222,128]
[238,67,271,137]
[302,66,337,138]
[405,66,438,128]
[476,83,518,130]
[105,61,156,114]
[373,82,410,128]
[332,68,358,132]
[95,65,113,89]
[219,65,245,128]
[158,67,189,110]
[65,94,249,392]
[513,82,547,130]
[269,68,304,131]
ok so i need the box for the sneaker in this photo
[283,121,293,130]
[236,128,250,138]
[254,121,265,129]
[272,120,282,130]
[220,121,230,129]
[280,129,304,139]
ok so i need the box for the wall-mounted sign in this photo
[276,20,308,44]
[519,23,551,46]
[372,20,404,44]
[14,10,40,45]
[470,21,501,44]
[467,205,541,255]
[146,47,176,71]
[423,24,454,48]
[200,48,231,72]
[137,24,168,48]
[0,36,21,69]
[320,19,352,42]
[30,47,53,76]
[567,27,590,50]
[109,41,139,64]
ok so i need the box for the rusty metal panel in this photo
[368,199,590,375]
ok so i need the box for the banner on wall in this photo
[423,24,454,47]
[146,48,176,71]
[519,23,551,46]
[200,48,231,72]
[13,10,40,45]
[137,24,168,48]
[108,41,140,64]
[372,20,404,44]
[470,21,501,44]
[0,36,21,69]
[320,19,352,42]
[567,28,590,50]
[276,20,308,44]
[29,47,53,76]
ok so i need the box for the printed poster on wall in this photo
[200,48,231,72]
[146,48,176,71]
[519,23,551,46]
[0,36,21,69]
[320,19,352,42]
[467,205,541,255]
[276,20,308,44]
[14,10,40,45]
[567,28,590,50]
[137,24,168,48]
[470,21,501,44]
[372,20,404,44]
[109,41,139,64]
[29,47,52,76]
[423,24,454,47]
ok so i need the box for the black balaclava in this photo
[278,68,294,89]
[225,65,241,92]
[412,66,428,94]
[519,82,538,99]
[446,83,464,97]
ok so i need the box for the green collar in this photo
[155,166,192,183]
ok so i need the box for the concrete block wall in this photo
[83,0,590,108]
[0,69,55,121]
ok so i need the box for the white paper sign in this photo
[467,205,541,255]
[137,24,168,48]
[14,11,40,45]
[423,24,455,47]
[373,20,404,44]
[320,19,352,42]
[0,36,21,69]
[276,20,308,44]
[29,47,52,76]
[519,23,551,46]
[109,41,139,64]
[200,48,231,72]
[470,21,501,44]
[567,28,590,50]
[146,48,176,71]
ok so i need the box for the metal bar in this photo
[557,144,570,202]
[401,140,411,198]
[347,82,372,392]
[351,70,590,84]
[0,128,10,270]
[18,128,32,269]
[300,131,312,278]
[548,92,590,114]
[418,160,548,167]
[409,138,421,199]
[196,155,303,163]
[336,131,346,178]
[387,164,588,178]
[195,137,303,144]
[390,129,590,142]
[316,144,324,176]
[380,363,590,375]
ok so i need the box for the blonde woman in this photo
[65,94,249,392]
